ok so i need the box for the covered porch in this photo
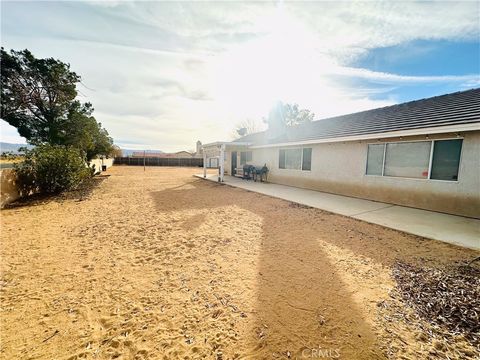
[201,141,251,182]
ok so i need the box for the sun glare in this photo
[209,5,347,123]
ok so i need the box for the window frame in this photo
[240,151,253,165]
[302,147,312,171]
[279,147,312,171]
[365,143,386,176]
[429,138,464,181]
[365,137,463,182]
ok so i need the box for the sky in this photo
[1,1,479,152]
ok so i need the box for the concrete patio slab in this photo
[354,206,480,250]
[195,174,480,250]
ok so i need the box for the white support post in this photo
[203,147,207,178]
[219,144,225,182]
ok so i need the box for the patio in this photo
[195,173,480,250]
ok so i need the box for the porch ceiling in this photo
[201,141,250,152]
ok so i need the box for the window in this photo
[302,148,312,171]
[279,149,286,169]
[365,139,463,181]
[286,149,302,169]
[384,141,431,179]
[279,148,312,170]
[430,139,463,181]
[366,144,385,175]
[240,151,252,165]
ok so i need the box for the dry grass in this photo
[1,166,478,359]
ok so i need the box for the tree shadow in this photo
[3,176,108,210]
[151,179,383,358]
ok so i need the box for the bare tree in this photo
[232,118,265,138]
[109,145,123,158]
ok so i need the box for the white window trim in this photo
[279,147,312,171]
[240,151,253,165]
[365,137,464,182]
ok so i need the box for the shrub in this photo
[14,145,91,195]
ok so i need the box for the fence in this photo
[114,157,203,167]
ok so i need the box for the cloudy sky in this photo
[1,1,479,151]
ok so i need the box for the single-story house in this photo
[132,150,194,158]
[132,151,165,158]
[202,88,480,219]
[132,145,203,159]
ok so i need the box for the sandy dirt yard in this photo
[1,166,478,359]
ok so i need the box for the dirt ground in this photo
[1,166,478,359]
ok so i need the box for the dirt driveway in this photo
[0,166,477,359]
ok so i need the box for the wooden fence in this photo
[114,157,203,167]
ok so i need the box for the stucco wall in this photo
[249,131,480,218]
[89,158,114,174]
[0,169,20,208]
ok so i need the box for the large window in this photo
[302,148,312,171]
[366,144,385,176]
[240,151,252,165]
[366,139,462,181]
[430,139,463,181]
[279,148,312,170]
[384,141,431,179]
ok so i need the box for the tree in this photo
[234,118,265,138]
[264,102,314,130]
[1,48,84,144]
[0,48,113,160]
[64,111,113,161]
[283,103,314,127]
[110,145,123,158]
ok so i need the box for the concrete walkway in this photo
[195,174,480,250]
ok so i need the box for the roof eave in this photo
[249,123,480,149]
[201,141,251,149]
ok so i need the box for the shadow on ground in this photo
[151,179,387,359]
[3,176,108,210]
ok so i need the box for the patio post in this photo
[219,143,225,182]
[203,146,207,178]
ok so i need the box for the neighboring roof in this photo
[132,151,193,158]
[132,151,164,157]
[234,88,480,146]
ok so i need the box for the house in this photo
[202,89,480,219]
[132,151,164,157]
[167,151,194,158]
[192,140,203,158]
[132,150,194,158]
[131,141,203,158]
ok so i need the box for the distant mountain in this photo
[121,149,164,156]
[0,143,165,157]
[0,142,33,153]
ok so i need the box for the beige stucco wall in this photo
[89,158,114,174]
[247,131,480,218]
[0,169,20,208]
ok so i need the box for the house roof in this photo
[234,88,480,146]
